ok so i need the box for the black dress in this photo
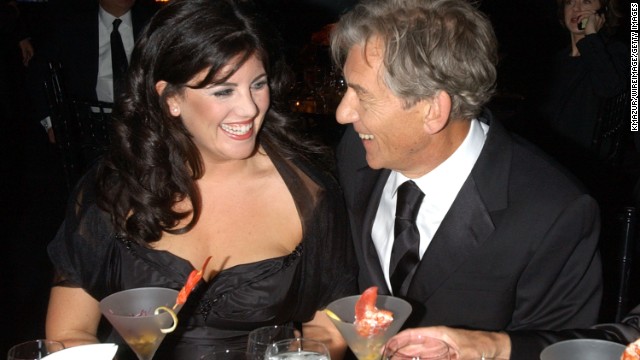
[47,140,358,360]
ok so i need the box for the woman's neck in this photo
[570,33,584,57]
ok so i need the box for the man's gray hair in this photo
[331,0,498,120]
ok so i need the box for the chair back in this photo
[43,61,114,190]
[591,90,630,166]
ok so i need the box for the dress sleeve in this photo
[47,172,120,301]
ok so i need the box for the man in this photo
[330,0,602,359]
[25,0,153,188]
[27,0,152,142]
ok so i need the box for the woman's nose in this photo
[238,91,260,117]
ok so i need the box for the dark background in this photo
[0,0,635,357]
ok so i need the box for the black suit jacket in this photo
[336,111,603,359]
[26,3,152,121]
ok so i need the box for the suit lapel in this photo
[406,110,511,301]
[361,169,391,293]
[407,176,494,300]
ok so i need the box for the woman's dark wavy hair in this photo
[96,0,326,246]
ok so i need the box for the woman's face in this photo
[563,0,602,32]
[165,54,270,164]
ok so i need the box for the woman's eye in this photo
[213,88,233,97]
[252,80,268,90]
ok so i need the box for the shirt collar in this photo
[391,118,488,201]
[99,6,133,30]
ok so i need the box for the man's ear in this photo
[422,91,452,135]
[155,80,181,116]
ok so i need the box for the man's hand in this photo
[386,326,511,360]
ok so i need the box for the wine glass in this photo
[99,287,183,360]
[247,325,296,360]
[7,340,64,360]
[265,338,330,360]
[382,335,450,360]
[325,295,412,360]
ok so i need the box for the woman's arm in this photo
[46,286,102,347]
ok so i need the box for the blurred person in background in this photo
[26,0,153,144]
[528,0,628,178]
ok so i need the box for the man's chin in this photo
[364,154,383,170]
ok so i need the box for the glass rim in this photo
[268,337,330,354]
[9,339,65,348]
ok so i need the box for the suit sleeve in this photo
[508,304,640,359]
[508,195,603,359]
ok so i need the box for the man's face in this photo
[336,38,431,174]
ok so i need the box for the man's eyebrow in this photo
[349,83,369,96]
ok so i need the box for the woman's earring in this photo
[171,107,179,115]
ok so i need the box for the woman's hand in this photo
[577,9,605,35]
[385,326,511,360]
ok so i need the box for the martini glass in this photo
[99,287,183,360]
[325,295,411,360]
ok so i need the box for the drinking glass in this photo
[325,295,411,360]
[99,287,182,360]
[265,338,330,360]
[247,325,296,360]
[201,350,250,360]
[382,335,450,360]
[7,339,65,360]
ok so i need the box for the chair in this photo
[613,207,638,322]
[43,62,113,190]
[591,90,630,166]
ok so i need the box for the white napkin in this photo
[42,343,118,360]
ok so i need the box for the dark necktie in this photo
[389,180,424,296]
[111,18,128,99]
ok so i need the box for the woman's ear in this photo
[155,80,181,117]
[422,91,452,135]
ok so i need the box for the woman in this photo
[45,1,356,359]
[536,0,627,165]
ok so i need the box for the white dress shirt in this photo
[371,119,489,293]
[96,7,134,103]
